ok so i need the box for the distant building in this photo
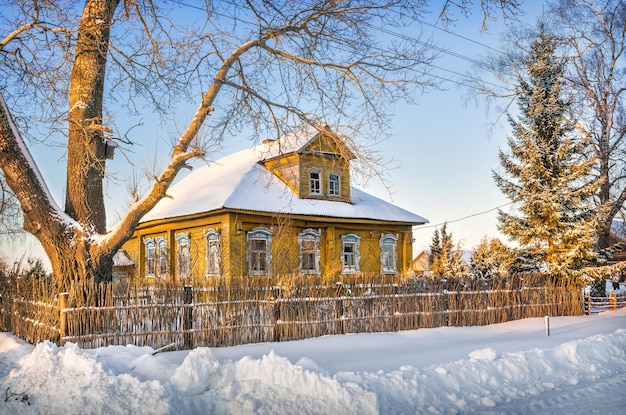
[112,250,135,283]
[411,250,430,275]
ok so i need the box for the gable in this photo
[297,130,356,160]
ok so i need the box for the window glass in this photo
[250,239,267,272]
[177,234,191,277]
[329,173,340,196]
[341,234,361,273]
[157,237,168,277]
[205,230,221,276]
[298,229,320,274]
[145,239,156,276]
[310,171,321,194]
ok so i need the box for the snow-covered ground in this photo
[1,308,625,414]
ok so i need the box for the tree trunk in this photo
[65,0,120,234]
[1,1,122,286]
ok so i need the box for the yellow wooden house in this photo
[120,129,428,281]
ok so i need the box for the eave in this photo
[136,206,426,232]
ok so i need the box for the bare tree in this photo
[550,0,626,250]
[0,0,521,285]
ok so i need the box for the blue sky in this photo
[361,2,543,252]
[2,1,545,266]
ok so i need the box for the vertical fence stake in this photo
[544,315,550,336]
[183,285,193,349]
[393,284,399,332]
[273,287,281,342]
[59,292,69,346]
[336,282,344,335]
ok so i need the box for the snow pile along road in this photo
[1,309,626,414]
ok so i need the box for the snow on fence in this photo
[0,273,584,350]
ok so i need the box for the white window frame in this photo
[144,238,156,277]
[380,234,398,274]
[205,229,221,277]
[341,233,361,273]
[309,170,321,195]
[298,228,321,274]
[156,236,168,278]
[247,227,272,275]
[176,233,191,278]
[328,173,340,196]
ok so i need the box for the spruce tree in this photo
[429,228,441,268]
[494,25,603,277]
[429,223,468,278]
[470,237,514,279]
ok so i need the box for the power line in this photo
[413,202,513,231]
[412,17,505,55]
[165,0,508,92]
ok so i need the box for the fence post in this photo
[609,291,617,311]
[59,292,69,346]
[335,282,344,335]
[183,285,193,349]
[273,287,281,342]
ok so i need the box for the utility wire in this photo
[412,17,506,55]
[166,0,510,92]
[413,202,513,231]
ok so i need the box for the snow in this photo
[140,134,428,225]
[2,309,626,414]
[0,91,76,229]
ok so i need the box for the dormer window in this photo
[310,171,321,195]
[328,173,340,196]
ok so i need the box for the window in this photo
[145,239,156,277]
[298,229,321,274]
[247,227,272,275]
[157,237,168,277]
[145,237,168,278]
[310,171,321,195]
[205,230,221,276]
[380,234,398,274]
[176,233,191,278]
[328,173,340,196]
[341,234,361,273]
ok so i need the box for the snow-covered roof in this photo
[113,250,135,267]
[140,135,428,225]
